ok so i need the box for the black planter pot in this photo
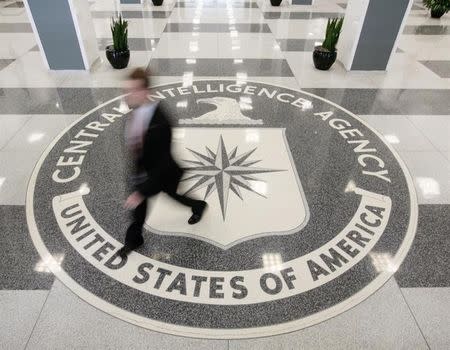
[270,0,282,6]
[106,45,130,69]
[152,0,163,5]
[313,46,337,71]
[430,9,445,18]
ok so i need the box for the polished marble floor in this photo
[0,0,449,348]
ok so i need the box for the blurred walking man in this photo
[118,68,206,258]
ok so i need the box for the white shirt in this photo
[125,102,159,151]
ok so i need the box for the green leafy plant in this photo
[322,17,344,52]
[111,15,128,52]
[423,0,450,13]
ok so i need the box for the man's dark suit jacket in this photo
[134,104,183,197]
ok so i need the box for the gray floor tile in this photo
[175,1,258,8]
[263,12,343,20]
[0,206,54,289]
[0,22,32,33]
[26,280,228,350]
[2,87,450,115]
[0,87,122,115]
[395,205,450,288]
[5,1,25,8]
[303,88,450,115]
[97,37,160,51]
[403,25,450,35]
[277,39,321,52]
[0,291,48,350]
[0,59,15,71]
[402,288,450,350]
[420,60,450,78]
[229,279,428,350]
[147,58,294,76]
[91,10,172,19]
[411,4,424,10]
[164,23,271,33]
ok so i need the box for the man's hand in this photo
[124,191,145,210]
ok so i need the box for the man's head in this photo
[125,68,150,108]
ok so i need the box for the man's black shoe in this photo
[188,201,207,225]
[118,242,143,258]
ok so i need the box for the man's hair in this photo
[128,68,150,89]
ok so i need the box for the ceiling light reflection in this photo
[173,129,186,140]
[34,254,65,273]
[118,99,131,113]
[240,96,252,104]
[245,130,259,143]
[79,182,90,195]
[183,72,194,87]
[263,253,283,271]
[240,102,253,111]
[344,180,357,193]
[369,252,397,273]
[384,134,400,144]
[251,181,267,195]
[236,72,247,85]
[416,177,440,198]
[301,100,313,110]
[28,132,45,143]
[189,41,199,52]
[177,100,188,108]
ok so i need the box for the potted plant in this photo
[152,0,164,6]
[313,17,344,71]
[423,0,450,18]
[106,15,130,69]
[270,0,282,6]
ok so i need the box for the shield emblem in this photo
[145,127,309,249]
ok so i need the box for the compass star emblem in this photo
[181,136,284,219]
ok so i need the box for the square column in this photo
[338,0,413,71]
[24,0,99,70]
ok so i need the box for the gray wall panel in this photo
[351,0,409,70]
[28,0,85,70]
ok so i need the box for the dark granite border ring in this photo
[26,80,418,339]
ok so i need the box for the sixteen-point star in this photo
[181,136,284,219]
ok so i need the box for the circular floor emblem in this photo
[27,81,417,338]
